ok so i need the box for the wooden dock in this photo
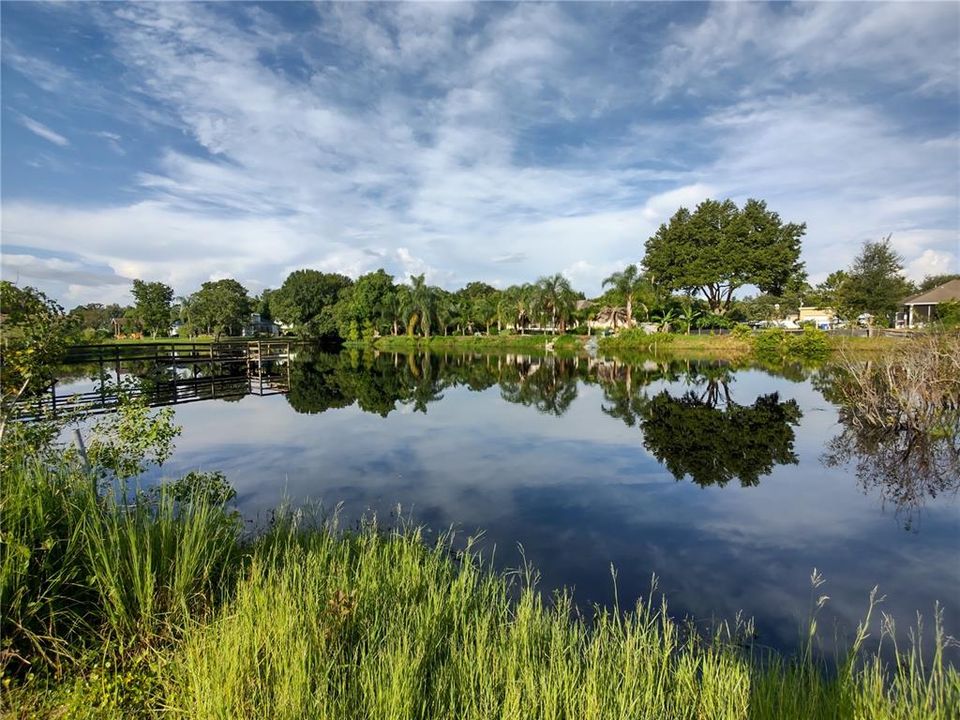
[14,340,301,421]
[64,339,300,366]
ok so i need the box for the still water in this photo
[59,350,959,657]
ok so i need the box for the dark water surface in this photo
[59,350,960,657]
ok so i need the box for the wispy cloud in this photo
[18,114,69,146]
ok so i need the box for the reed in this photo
[173,520,958,720]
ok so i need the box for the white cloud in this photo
[656,2,960,99]
[18,114,69,146]
[905,249,959,282]
[1,2,957,306]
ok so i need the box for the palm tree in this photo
[536,274,575,333]
[602,264,651,327]
[405,274,435,337]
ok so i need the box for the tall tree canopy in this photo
[836,235,913,324]
[643,198,806,315]
[131,279,174,337]
[272,270,353,336]
[331,269,397,339]
[189,279,252,339]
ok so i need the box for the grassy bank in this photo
[362,330,903,363]
[2,445,957,718]
[362,333,583,354]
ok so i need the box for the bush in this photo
[788,326,830,359]
[937,301,960,329]
[731,323,753,340]
[752,327,830,362]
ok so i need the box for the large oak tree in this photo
[643,198,806,315]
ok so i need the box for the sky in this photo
[2,1,959,308]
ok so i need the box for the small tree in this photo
[0,282,76,441]
[189,279,252,339]
[837,235,913,326]
[602,265,654,326]
[131,279,174,337]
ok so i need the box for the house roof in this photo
[902,278,960,306]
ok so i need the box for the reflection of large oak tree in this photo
[640,389,802,487]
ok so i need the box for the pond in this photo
[54,349,959,659]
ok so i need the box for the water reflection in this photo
[47,349,959,659]
[815,362,960,529]
[279,352,805,489]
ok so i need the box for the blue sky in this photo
[2,1,958,307]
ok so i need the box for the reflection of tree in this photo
[286,353,354,414]
[400,353,445,414]
[639,389,802,487]
[818,340,960,528]
[499,357,578,416]
[824,425,959,528]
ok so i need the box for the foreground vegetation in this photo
[2,426,958,719]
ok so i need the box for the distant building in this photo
[243,313,281,337]
[798,306,837,329]
[588,306,629,330]
[169,319,184,337]
[898,279,960,328]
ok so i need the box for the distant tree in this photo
[917,273,960,293]
[131,279,174,337]
[643,198,806,315]
[68,303,124,332]
[272,270,353,337]
[837,235,913,325]
[535,273,577,333]
[804,270,848,311]
[254,289,274,321]
[189,279,252,339]
[602,264,654,325]
[331,269,396,340]
[404,274,436,337]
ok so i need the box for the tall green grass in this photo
[0,449,240,676]
[2,446,957,718]
[176,521,958,720]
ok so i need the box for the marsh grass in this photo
[0,449,240,677]
[175,519,958,720]
[2,449,957,718]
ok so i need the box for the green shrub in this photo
[788,326,830,359]
[936,301,960,329]
[753,327,829,362]
[731,323,753,340]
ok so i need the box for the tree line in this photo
[60,196,960,340]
